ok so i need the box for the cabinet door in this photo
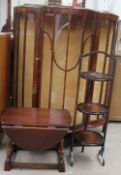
[0,33,10,118]
[13,7,43,107]
[39,11,97,123]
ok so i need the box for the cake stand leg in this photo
[97,146,105,166]
[81,146,85,152]
[68,133,74,166]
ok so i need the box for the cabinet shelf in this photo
[80,71,113,81]
[76,131,104,146]
[77,103,108,115]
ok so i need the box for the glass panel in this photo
[52,14,69,109]
[17,13,35,107]
[24,14,35,107]
[40,13,56,108]
[17,15,25,106]
[40,13,91,124]
[65,15,83,119]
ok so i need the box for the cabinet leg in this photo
[12,143,18,152]
[58,139,65,172]
[4,143,14,171]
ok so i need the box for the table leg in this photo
[4,143,14,171]
[58,139,65,172]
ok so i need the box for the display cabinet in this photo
[12,5,118,124]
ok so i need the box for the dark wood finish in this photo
[0,34,10,116]
[76,131,104,145]
[77,103,108,115]
[2,107,71,127]
[13,9,21,106]
[4,140,65,172]
[2,126,68,150]
[58,139,65,172]
[4,143,14,171]
[2,108,71,171]
[0,33,10,142]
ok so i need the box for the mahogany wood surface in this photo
[77,103,108,115]
[76,131,104,145]
[4,140,66,172]
[2,107,71,171]
[2,126,68,150]
[0,33,10,118]
[2,107,71,127]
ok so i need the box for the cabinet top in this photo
[14,5,119,22]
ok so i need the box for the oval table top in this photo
[2,107,71,128]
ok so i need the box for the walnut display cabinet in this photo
[12,5,118,166]
[12,5,118,118]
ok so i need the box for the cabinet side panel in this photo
[0,34,10,119]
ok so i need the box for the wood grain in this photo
[0,33,10,120]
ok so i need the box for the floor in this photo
[0,122,121,175]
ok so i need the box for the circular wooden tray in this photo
[71,117,106,133]
[76,131,104,146]
[77,103,108,115]
[80,71,113,81]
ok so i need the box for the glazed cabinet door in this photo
[13,6,43,107]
